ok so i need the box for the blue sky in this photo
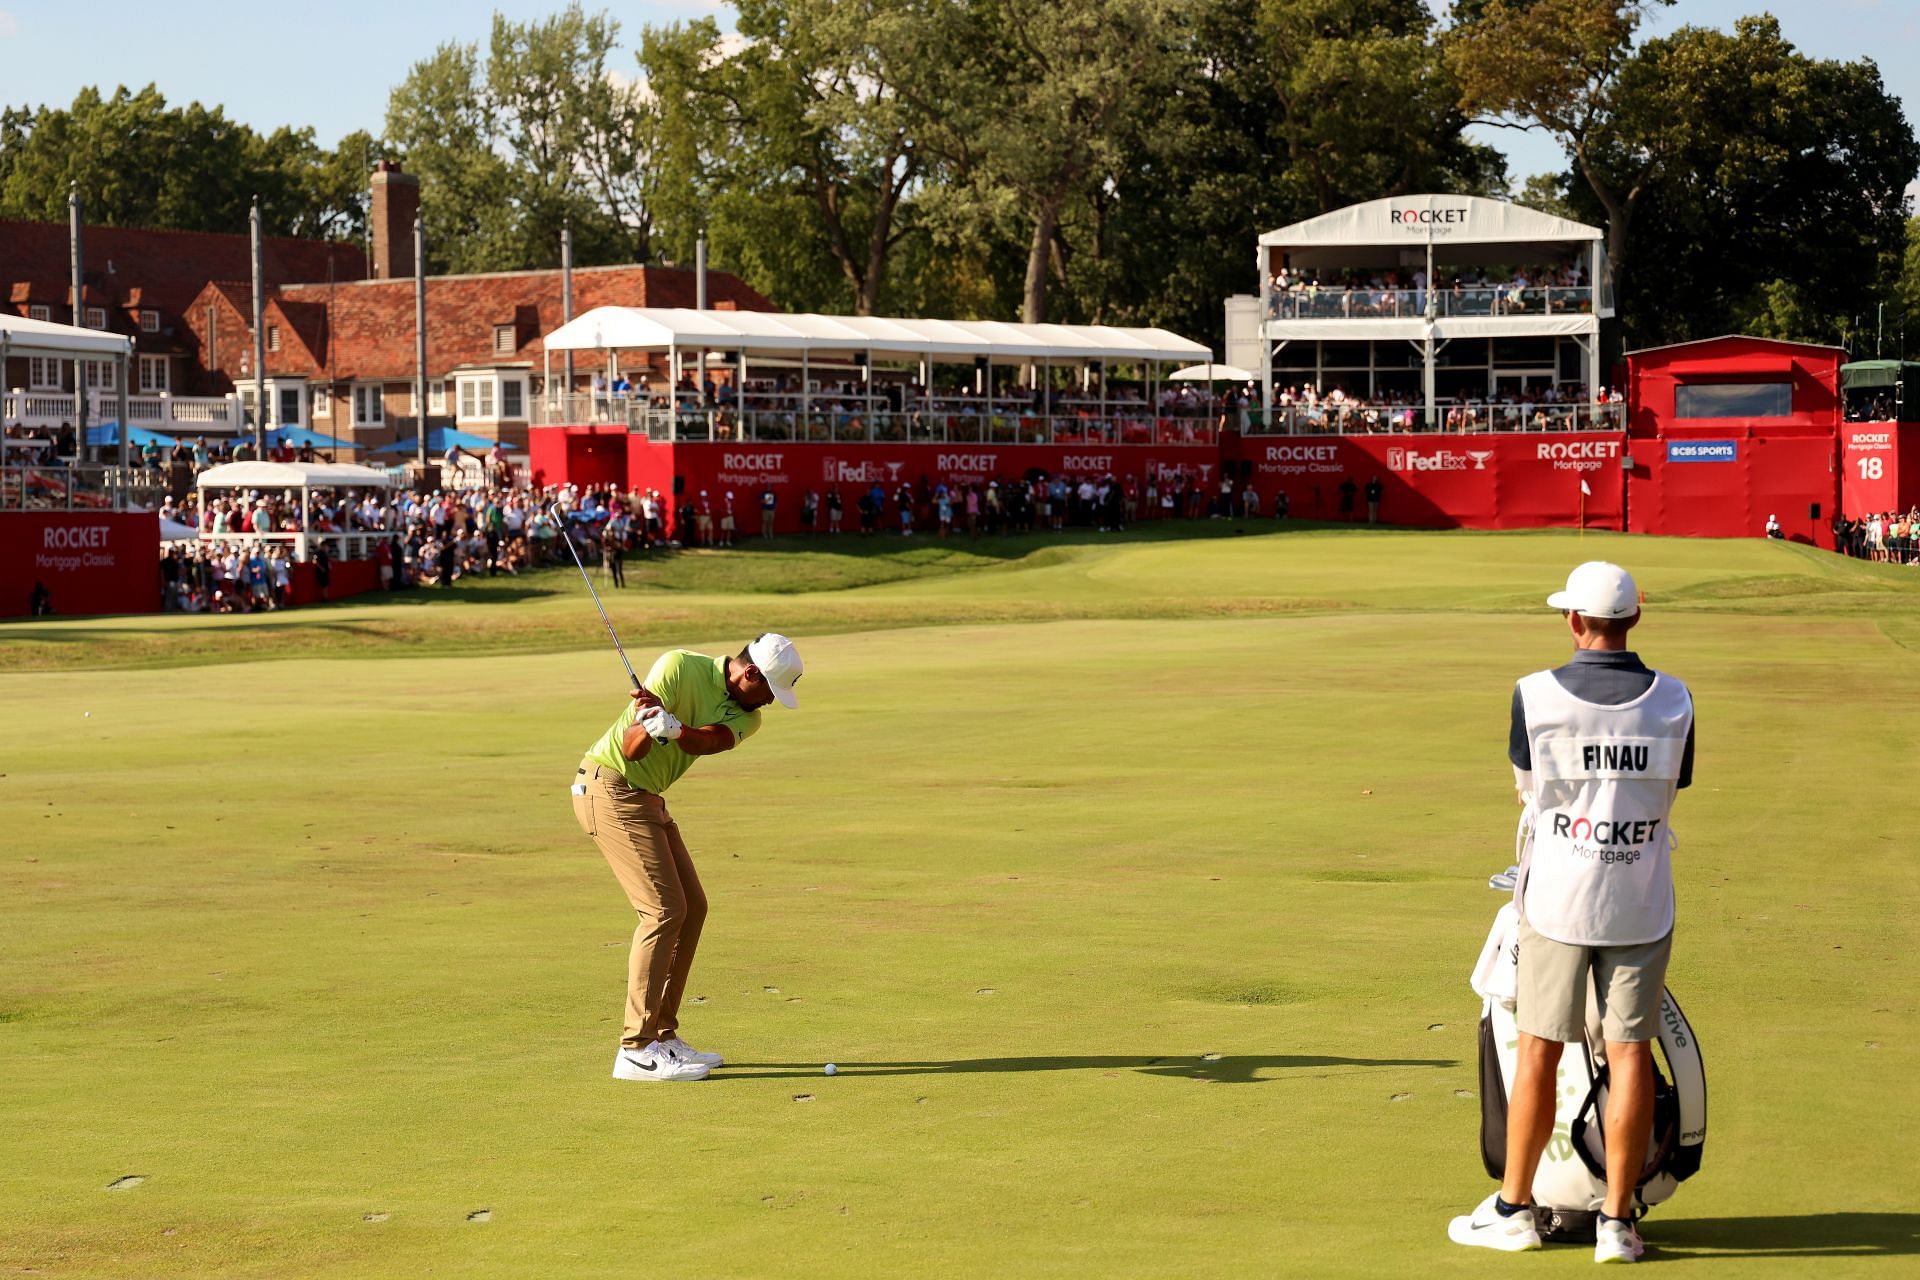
[1,1,1914,199]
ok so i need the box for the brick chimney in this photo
[370,160,419,279]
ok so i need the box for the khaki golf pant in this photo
[573,761,707,1049]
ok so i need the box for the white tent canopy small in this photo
[542,306,1210,364]
[1168,363,1256,382]
[196,461,394,490]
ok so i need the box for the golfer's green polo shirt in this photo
[583,649,761,793]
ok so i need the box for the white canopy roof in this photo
[0,311,134,359]
[543,306,1210,364]
[197,461,394,490]
[1260,195,1603,269]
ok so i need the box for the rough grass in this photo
[2,529,1916,1278]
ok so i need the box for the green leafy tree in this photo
[385,4,652,273]
[1582,16,1920,345]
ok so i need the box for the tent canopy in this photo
[0,311,135,359]
[372,426,497,455]
[543,307,1210,364]
[1259,194,1603,270]
[1168,363,1256,382]
[265,424,355,450]
[85,422,178,448]
[197,461,394,489]
[1841,359,1918,391]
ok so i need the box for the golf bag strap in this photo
[1569,1062,1680,1190]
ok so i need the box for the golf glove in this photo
[640,706,684,741]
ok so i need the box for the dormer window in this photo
[140,310,160,333]
[85,306,106,328]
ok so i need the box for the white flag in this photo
[1580,480,1592,496]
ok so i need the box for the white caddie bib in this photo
[1518,668,1693,946]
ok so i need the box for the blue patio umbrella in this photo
[84,422,179,448]
[371,426,499,455]
[265,424,355,450]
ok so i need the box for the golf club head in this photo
[1488,864,1519,892]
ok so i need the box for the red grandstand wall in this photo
[1839,423,1920,516]
[1222,432,1627,529]
[1626,336,1844,436]
[1624,429,1837,548]
[621,440,1225,534]
[0,510,159,617]
[529,425,629,491]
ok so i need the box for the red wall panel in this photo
[1,511,160,617]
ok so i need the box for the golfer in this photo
[1450,562,1695,1263]
[572,633,805,1081]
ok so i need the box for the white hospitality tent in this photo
[197,461,394,561]
[1256,195,1612,424]
[1,311,135,484]
[540,306,1211,430]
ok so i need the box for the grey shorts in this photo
[1516,914,1672,1044]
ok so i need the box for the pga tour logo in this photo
[822,457,906,484]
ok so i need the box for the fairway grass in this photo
[3,529,1917,1277]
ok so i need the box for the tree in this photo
[1445,0,1668,298]
[1583,16,1920,345]
[0,85,369,240]
[385,4,653,273]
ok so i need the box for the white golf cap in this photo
[1547,561,1640,619]
[747,633,804,708]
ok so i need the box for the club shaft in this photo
[552,506,640,690]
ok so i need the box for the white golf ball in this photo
[823,1063,837,1076]
[83,712,91,718]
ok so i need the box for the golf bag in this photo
[1470,902,1707,1242]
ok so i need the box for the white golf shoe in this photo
[1447,1193,1543,1252]
[662,1036,724,1068]
[612,1041,710,1082]
[1595,1217,1645,1264]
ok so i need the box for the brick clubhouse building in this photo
[2,162,771,452]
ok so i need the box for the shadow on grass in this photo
[716,1053,1454,1085]
[1646,1213,1920,1260]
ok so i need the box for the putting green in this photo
[3,529,1916,1277]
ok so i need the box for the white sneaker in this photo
[612,1041,710,1082]
[1447,1193,1542,1252]
[662,1036,724,1068]
[1595,1217,1644,1264]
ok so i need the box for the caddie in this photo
[572,633,805,1081]
[1450,562,1695,1264]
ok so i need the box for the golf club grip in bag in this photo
[1469,904,1706,1242]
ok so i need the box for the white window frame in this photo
[430,382,448,414]
[28,304,50,322]
[139,354,169,393]
[501,377,525,419]
[85,306,106,329]
[354,385,385,426]
[29,356,61,389]
[85,360,117,391]
[313,386,331,416]
[457,375,496,420]
[140,310,161,333]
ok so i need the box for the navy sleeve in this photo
[1508,685,1531,770]
[1678,718,1695,790]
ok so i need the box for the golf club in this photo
[550,504,667,744]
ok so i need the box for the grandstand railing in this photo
[1244,402,1625,435]
[1262,284,1595,321]
[0,463,168,511]
[538,395,1624,440]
